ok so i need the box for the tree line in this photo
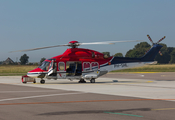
[19,55,46,65]
[0,54,46,65]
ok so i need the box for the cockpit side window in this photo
[39,61,50,71]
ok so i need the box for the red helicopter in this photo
[12,35,165,84]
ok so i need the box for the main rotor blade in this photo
[10,40,144,53]
[79,40,144,45]
[9,44,68,53]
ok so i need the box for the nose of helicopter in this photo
[27,68,45,78]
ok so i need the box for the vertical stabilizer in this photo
[140,44,162,61]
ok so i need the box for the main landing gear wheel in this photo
[78,79,86,83]
[40,79,45,84]
[33,79,36,83]
[90,78,95,83]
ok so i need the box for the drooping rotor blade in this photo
[147,35,154,45]
[156,36,166,44]
[9,44,68,53]
[79,40,144,45]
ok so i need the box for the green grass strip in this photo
[104,111,143,117]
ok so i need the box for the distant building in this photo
[3,57,15,65]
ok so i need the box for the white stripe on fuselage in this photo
[99,61,154,72]
[27,72,43,78]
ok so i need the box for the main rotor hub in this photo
[68,41,80,48]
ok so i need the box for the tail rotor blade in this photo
[159,51,163,56]
[147,35,154,45]
[156,36,166,44]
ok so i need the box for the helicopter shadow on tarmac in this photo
[37,108,151,116]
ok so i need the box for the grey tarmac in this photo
[0,72,175,120]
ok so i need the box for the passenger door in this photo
[48,60,57,76]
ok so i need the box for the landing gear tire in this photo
[78,79,86,83]
[40,80,45,84]
[33,79,36,83]
[23,82,27,84]
[90,78,95,83]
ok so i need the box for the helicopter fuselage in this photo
[27,45,160,83]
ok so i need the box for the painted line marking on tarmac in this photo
[0,92,85,102]
[108,81,153,85]
[104,112,143,117]
[108,72,160,74]
[147,81,153,83]
[0,99,175,106]
[131,72,159,73]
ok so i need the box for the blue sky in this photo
[0,0,175,62]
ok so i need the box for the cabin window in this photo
[83,62,90,71]
[59,62,65,71]
[91,62,99,70]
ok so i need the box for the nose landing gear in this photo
[78,79,86,83]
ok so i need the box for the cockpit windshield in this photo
[38,61,50,71]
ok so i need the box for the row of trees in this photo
[103,42,175,64]
[0,54,46,65]
[102,52,124,57]
[19,54,46,65]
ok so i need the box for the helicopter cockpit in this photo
[38,61,50,71]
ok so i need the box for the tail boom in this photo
[100,44,162,72]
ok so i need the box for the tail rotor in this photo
[147,35,166,56]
